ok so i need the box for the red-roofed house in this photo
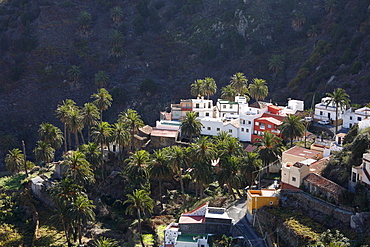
[164,203,232,246]
[251,113,285,142]
[303,173,347,203]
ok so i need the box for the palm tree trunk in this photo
[74,131,79,149]
[64,123,67,153]
[87,124,91,143]
[68,131,71,151]
[227,183,235,199]
[159,179,163,210]
[137,209,145,247]
[195,182,198,199]
[79,131,85,145]
[335,103,338,134]
[200,183,204,199]
[101,141,105,180]
[179,175,185,203]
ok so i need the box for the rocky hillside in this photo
[0,0,369,153]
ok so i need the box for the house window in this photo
[292,177,296,182]
[320,111,323,115]
[229,105,232,109]
[260,123,265,129]
[268,124,272,129]
[248,121,251,124]
[269,201,274,205]
[196,103,199,108]
[229,129,232,133]
[350,116,353,120]
[352,172,357,182]
[113,145,116,152]
[206,112,209,117]
[217,128,220,131]
[246,129,249,133]
[255,122,259,126]
[241,128,244,132]
[243,120,246,124]
[207,127,211,130]
[223,105,226,109]
[208,102,211,108]
[358,117,362,121]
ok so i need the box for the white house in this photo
[343,107,370,129]
[359,118,370,132]
[349,152,370,191]
[314,97,346,122]
[191,98,214,119]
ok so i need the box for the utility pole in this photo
[22,140,29,177]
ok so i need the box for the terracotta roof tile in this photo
[303,173,346,195]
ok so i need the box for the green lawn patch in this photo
[0,173,26,190]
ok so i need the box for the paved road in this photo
[227,199,266,247]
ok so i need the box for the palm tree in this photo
[78,142,102,171]
[67,65,82,85]
[268,55,285,74]
[307,25,319,39]
[111,30,125,48]
[230,72,248,95]
[38,123,63,149]
[50,196,73,246]
[240,152,262,187]
[94,71,110,89]
[254,131,282,178]
[217,156,243,199]
[168,146,188,203]
[123,189,154,247]
[189,137,216,198]
[221,85,237,102]
[325,88,350,134]
[78,11,92,30]
[56,99,77,152]
[111,122,130,157]
[203,77,217,99]
[249,78,268,103]
[82,102,99,143]
[279,114,305,146]
[190,79,205,98]
[324,0,338,14]
[66,108,84,149]
[180,111,202,143]
[68,194,96,245]
[63,151,95,186]
[91,88,113,122]
[118,109,144,151]
[5,148,24,173]
[34,141,55,165]
[93,236,119,247]
[110,6,124,24]
[92,122,112,179]
[149,149,172,207]
[124,150,151,190]
[292,12,306,29]
[216,135,244,160]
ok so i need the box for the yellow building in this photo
[246,189,279,216]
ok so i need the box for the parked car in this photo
[304,117,313,122]
[318,119,330,125]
